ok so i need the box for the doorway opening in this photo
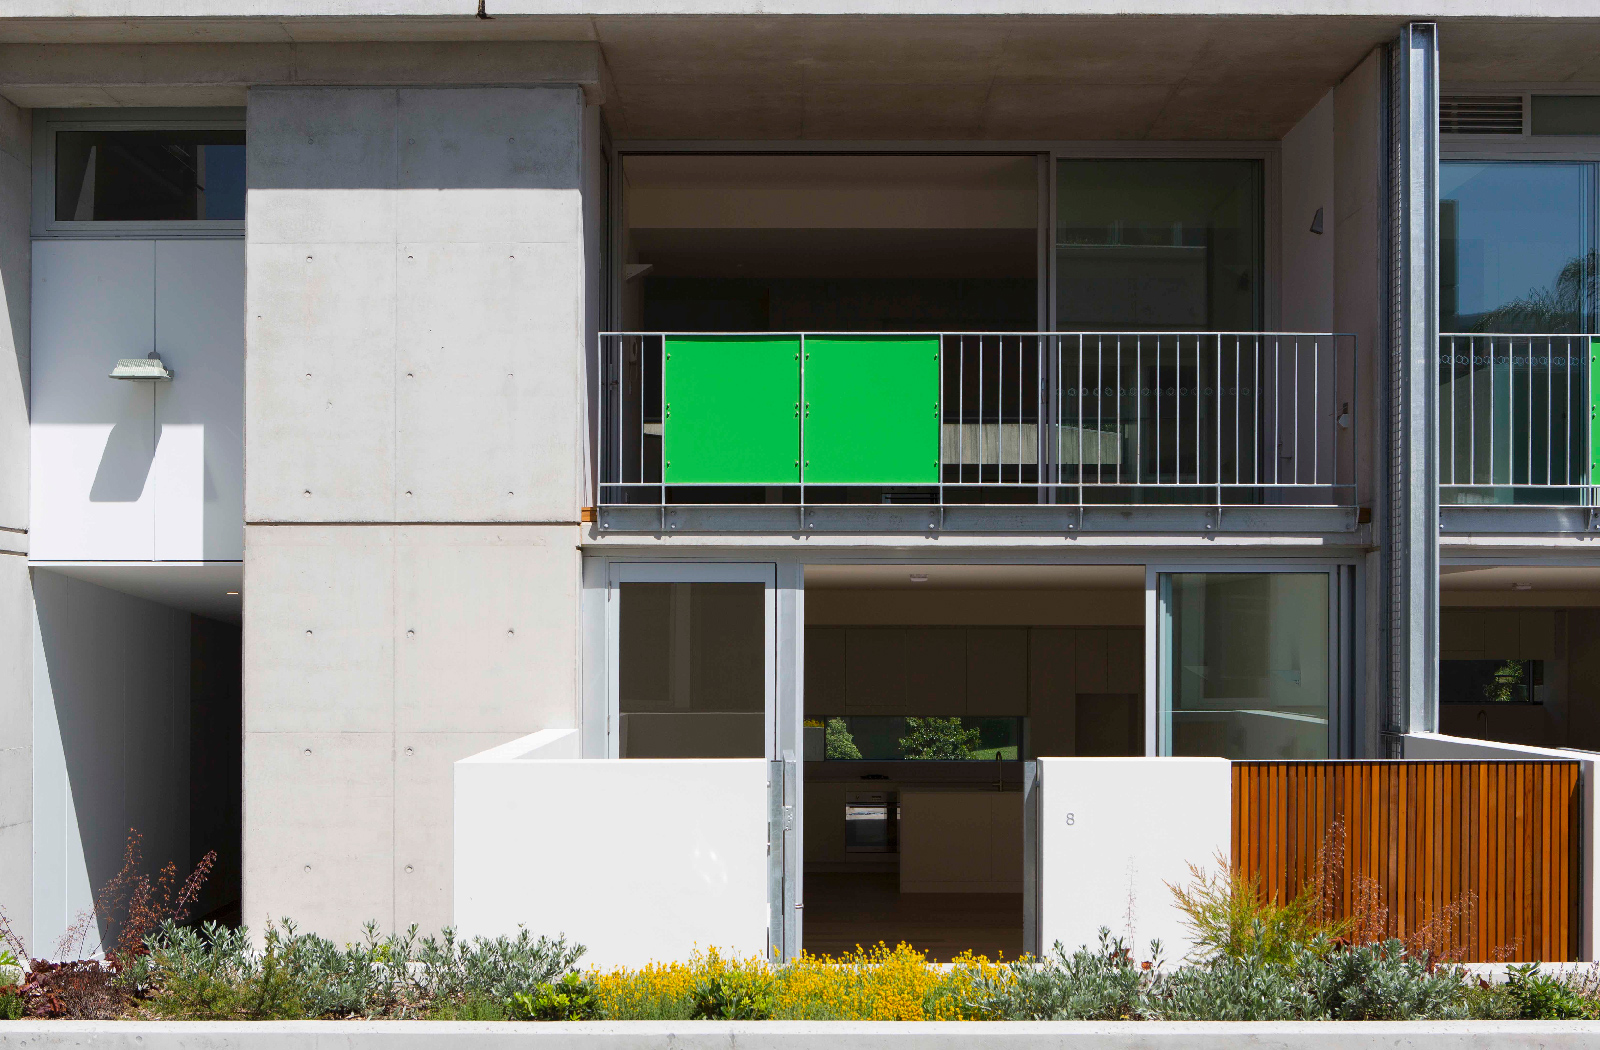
[800,563,1145,960]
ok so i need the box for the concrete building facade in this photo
[2,3,1599,963]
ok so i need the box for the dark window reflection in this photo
[1055,159,1263,331]
[1440,162,1595,333]
[56,130,246,221]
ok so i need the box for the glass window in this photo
[56,129,246,221]
[1055,159,1263,331]
[1440,162,1594,332]
[618,581,765,757]
[1440,659,1545,704]
[806,715,1024,761]
[1162,572,1330,759]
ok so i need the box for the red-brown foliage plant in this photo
[0,829,216,1018]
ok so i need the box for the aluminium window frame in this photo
[31,107,248,239]
[1146,559,1356,760]
[1437,141,1600,335]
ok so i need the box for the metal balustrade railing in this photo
[1438,334,1599,506]
[597,332,1359,511]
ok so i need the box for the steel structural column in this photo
[1384,24,1440,751]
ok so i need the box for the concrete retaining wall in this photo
[3,1020,1599,1047]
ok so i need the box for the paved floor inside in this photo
[801,872,1024,962]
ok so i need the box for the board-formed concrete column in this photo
[243,86,588,941]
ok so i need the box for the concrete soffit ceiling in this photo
[3,15,1600,137]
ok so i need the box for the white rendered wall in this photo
[1280,90,1335,333]
[455,731,768,968]
[243,85,590,942]
[1404,732,1597,961]
[1037,757,1231,962]
[30,238,244,562]
[31,569,190,955]
[0,96,32,951]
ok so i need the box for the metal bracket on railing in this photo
[1588,507,1600,532]
[1064,505,1084,535]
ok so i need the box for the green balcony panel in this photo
[1592,337,1600,483]
[803,336,940,485]
[663,335,801,485]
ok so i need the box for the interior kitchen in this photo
[800,564,1145,959]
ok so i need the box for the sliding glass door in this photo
[608,563,777,759]
[1156,570,1336,759]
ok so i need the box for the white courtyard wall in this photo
[455,731,769,969]
[1037,757,1231,962]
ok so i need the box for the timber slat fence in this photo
[1232,761,1581,962]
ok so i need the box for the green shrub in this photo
[898,718,981,760]
[0,948,24,1019]
[1149,948,1315,1021]
[966,929,1149,1020]
[510,974,601,1021]
[691,966,777,1020]
[1504,963,1597,1020]
[427,994,508,1021]
[1300,940,1470,1020]
[1170,863,1328,965]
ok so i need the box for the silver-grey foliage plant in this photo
[966,926,1479,1022]
[126,919,584,1019]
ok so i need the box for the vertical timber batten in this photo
[1386,24,1440,751]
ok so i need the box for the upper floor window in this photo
[1441,160,1597,333]
[54,129,245,222]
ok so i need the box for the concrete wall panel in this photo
[394,240,581,523]
[246,241,398,522]
[393,526,579,734]
[248,88,399,196]
[243,730,394,942]
[244,523,580,935]
[393,731,516,937]
[246,85,585,526]
[244,525,395,734]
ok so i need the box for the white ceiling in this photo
[32,561,243,622]
[805,563,1143,589]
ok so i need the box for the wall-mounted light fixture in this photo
[109,351,173,381]
[1310,207,1325,235]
